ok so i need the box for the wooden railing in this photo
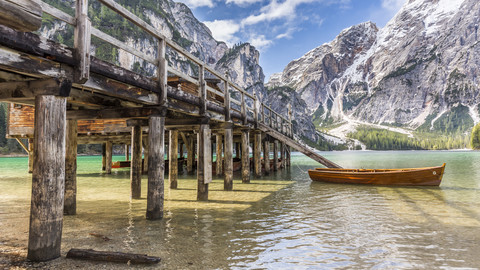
[39,0,293,137]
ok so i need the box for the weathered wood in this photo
[157,38,167,105]
[286,146,291,167]
[199,65,207,115]
[0,78,72,101]
[273,140,278,171]
[169,130,178,189]
[101,143,106,171]
[131,125,142,199]
[263,139,270,174]
[66,249,161,264]
[105,141,112,174]
[254,132,262,177]
[224,127,233,190]
[235,142,240,159]
[142,139,148,175]
[125,144,129,161]
[215,134,223,176]
[241,129,250,183]
[146,116,165,220]
[197,124,211,201]
[186,134,194,174]
[64,119,77,215]
[28,95,66,261]
[280,141,286,169]
[0,0,42,32]
[74,0,91,83]
[28,138,34,173]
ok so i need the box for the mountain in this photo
[268,0,480,147]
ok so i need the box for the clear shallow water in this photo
[1,151,480,269]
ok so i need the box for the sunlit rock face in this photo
[268,0,480,133]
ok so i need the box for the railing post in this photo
[224,73,231,122]
[253,92,258,127]
[261,104,265,124]
[199,64,207,115]
[74,0,91,84]
[157,38,167,105]
[269,108,273,128]
[288,103,293,137]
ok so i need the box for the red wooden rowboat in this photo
[308,163,446,186]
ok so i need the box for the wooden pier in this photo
[0,0,341,262]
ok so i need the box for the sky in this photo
[176,0,406,80]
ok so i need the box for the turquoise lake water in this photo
[1,150,479,269]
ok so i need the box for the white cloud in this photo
[226,0,264,6]
[249,34,273,51]
[203,20,241,46]
[176,0,215,8]
[242,0,318,26]
[381,0,406,12]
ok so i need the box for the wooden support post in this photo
[286,146,291,167]
[169,130,178,189]
[224,75,231,122]
[281,141,286,169]
[142,140,149,175]
[199,65,207,115]
[157,38,167,105]
[74,0,92,83]
[273,140,278,171]
[28,138,34,173]
[186,134,194,174]
[263,139,270,174]
[146,116,165,220]
[254,132,262,177]
[215,134,223,176]
[131,125,142,199]
[105,141,112,174]
[224,127,233,191]
[28,95,67,261]
[101,143,106,171]
[125,144,130,161]
[179,143,184,159]
[64,119,77,216]
[197,124,211,201]
[241,129,250,183]
[235,142,241,159]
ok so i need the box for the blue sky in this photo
[177,0,406,80]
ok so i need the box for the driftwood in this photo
[66,249,161,265]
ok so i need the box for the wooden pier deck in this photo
[0,0,341,262]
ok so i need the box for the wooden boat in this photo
[112,161,131,168]
[308,163,446,186]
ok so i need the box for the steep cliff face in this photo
[269,0,480,136]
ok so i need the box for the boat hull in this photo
[308,164,446,186]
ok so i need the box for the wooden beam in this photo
[105,141,112,174]
[68,106,166,120]
[15,138,28,153]
[28,95,66,261]
[254,132,262,177]
[197,124,211,201]
[0,78,72,101]
[64,119,77,215]
[224,127,233,191]
[146,116,165,220]
[241,129,250,183]
[169,130,178,189]
[215,133,223,176]
[0,0,42,32]
[131,125,142,199]
[263,139,270,174]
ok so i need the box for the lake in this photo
[1,150,479,269]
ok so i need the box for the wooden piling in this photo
[197,124,211,200]
[235,142,241,159]
[241,129,250,183]
[28,95,66,261]
[216,134,223,176]
[105,141,112,174]
[273,140,278,171]
[131,125,142,199]
[101,143,106,171]
[280,141,286,169]
[169,130,178,189]
[64,119,77,215]
[146,116,165,220]
[142,140,149,175]
[125,144,129,161]
[186,134,194,174]
[286,146,291,167]
[254,132,262,177]
[28,138,34,173]
[224,127,233,190]
[263,139,270,174]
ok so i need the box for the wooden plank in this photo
[241,129,250,183]
[38,1,75,25]
[146,116,164,220]
[91,27,156,65]
[64,119,77,215]
[28,95,66,261]
[168,130,178,189]
[0,0,42,32]
[131,125,142,199]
